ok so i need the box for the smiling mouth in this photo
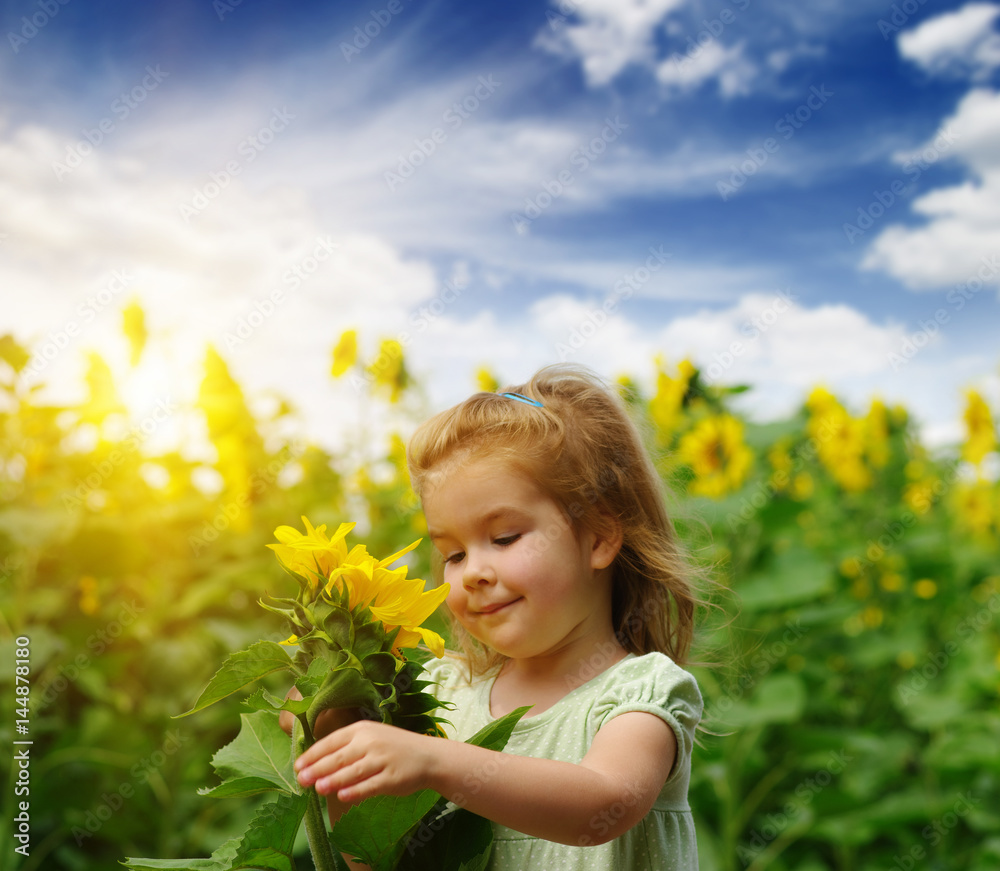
[476,598,522,615]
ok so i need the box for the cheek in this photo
[445,584,466,616]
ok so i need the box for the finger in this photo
[297,747,354,786]
[331,766,389,803]
[315,758,384,797]
[295,727,352,770]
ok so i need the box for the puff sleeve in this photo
[590,652,703,790]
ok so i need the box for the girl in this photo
[293,364,704,870]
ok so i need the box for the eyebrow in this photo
[428,506,528,540]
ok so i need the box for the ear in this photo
[589,515,623,571]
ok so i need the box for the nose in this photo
[462,547,496,590]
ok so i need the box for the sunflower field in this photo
[1,311,998,871]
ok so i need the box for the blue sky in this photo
[1,0,998,455]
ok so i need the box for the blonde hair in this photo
[407,364,703,676]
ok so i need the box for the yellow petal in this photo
[377,537,422,568]
[331,329,358,378]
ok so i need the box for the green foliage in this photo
[331,707,530,870]
[178,643,299,718]
[1,326,998,871]
[121,792,307,871]
[199,713,300,798]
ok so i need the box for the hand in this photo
[278,685,363,739]
[314,706,364,740]
[294,720,441,804]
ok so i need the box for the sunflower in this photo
[330,328,358,378]
[678,414,753,498]
[650,356,695,438]
[962,389,997,467]
[268,516,448,656]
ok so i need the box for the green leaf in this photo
[231,792,307,870]
[322,605,354,647]
[307,664,384,732]
[736,546,833,611]
[201,711,300,798]
[242,687,312,716]
[329,706,530,870]
[332,789,443,871]
[363,652,400,685]
[464,706,532,751]
[258,594,310,631]
[353,620,388,657]
[720,674,806,728]
[296,655,335,697]
[123,793,307,870]
[396,806,493,871]
[121,838,240,870]
[177,641,295,717]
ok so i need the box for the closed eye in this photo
[494,534,521,547]
[443,551,465,565]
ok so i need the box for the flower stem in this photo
[304,785,338,871]
[297,715,338,871]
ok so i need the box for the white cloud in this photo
[534,0,760,96]
[408,289,977,450]
[656,40,757,97]
[535,0,687,87]
[0,114,439,452]
[862,88,1000,290]
[898,2,1000,80]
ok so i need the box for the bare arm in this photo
[295,711,677,847]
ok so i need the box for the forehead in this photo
[422,457,548,535]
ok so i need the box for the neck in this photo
[503,625,628,691]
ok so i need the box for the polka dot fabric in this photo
[423,652,703,870]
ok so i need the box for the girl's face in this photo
[422,457,620,663]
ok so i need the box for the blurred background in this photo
[0,0,998,868]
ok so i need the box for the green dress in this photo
[422,651,703,870]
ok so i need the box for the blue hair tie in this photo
[499,392,544,408]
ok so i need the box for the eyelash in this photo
[443,534,521,565]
